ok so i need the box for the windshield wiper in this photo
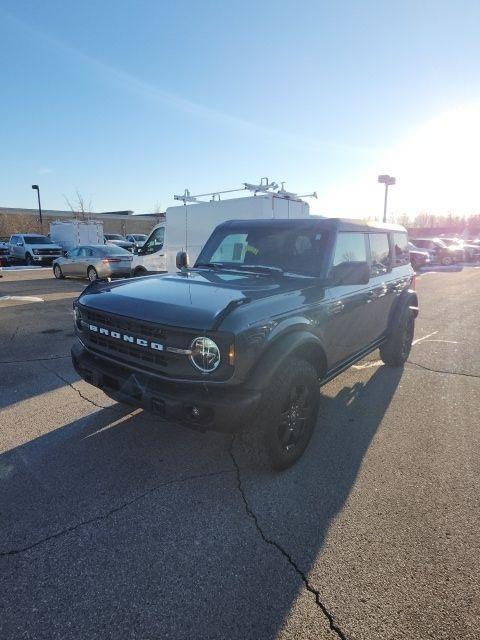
[194,262,226,271]
[234,264,284,276]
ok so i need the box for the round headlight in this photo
[189,337,221,372]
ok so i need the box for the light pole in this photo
[378,174,396,222]
[31,184,43,229]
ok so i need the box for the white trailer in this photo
[132,180,314,275]
[50,220,104,253]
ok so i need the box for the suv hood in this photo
[78,270,304,330]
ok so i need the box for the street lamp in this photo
[31,184,43,227]
[378,174,396,223]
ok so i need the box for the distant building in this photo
[0,207,165,237]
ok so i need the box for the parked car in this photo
[72,218,417,471]
[413,237,464,265]
[125,234,148,249]
[53,245,133,281]
[0,237,10,261]
[408,242,430,269]
[439,237,480,262]
[7,233,63,265]
[104,234,135,252]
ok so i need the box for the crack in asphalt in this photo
[0,469,233,558]
[407,360,480,379]
[229,442,348,640]
[42,364,112,409]
[9,326,19,343]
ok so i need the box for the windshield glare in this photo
[95,245,130,255]
[25,236,53,244]
[196,225,328,276]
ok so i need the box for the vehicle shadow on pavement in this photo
[0,365,403,639]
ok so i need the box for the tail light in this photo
[102,257,132,263]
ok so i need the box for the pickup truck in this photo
[8,233,63,265]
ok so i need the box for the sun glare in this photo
[317,106,480,219]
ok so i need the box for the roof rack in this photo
[173,178,318,204]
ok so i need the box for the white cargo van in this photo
[50,220,104,253]
[132,183,311,276]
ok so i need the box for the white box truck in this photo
[132,182,312,276]
[50,220,104,253]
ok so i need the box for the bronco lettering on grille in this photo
[87,323,164,351]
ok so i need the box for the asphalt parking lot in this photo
[1,266,479,640]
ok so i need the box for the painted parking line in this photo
[0,295,44,302]
[0,266,51,271]
[352,331,456,370]
[411,331,438,345]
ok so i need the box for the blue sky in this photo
[1,0,480,217]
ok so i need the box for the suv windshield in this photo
[196,223,329,276]
[25,236,53,244]
[105,234,124,240]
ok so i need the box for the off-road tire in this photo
[380,306,415,367]
[53,264,64,279]
[246,358,320,471]
[87,266,98,282]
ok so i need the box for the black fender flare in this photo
[246,330,328,392]
[387,289,418,334]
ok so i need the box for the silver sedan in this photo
[53,245,133,281]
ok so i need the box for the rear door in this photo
[324,231,372,366]
[364,232,396,340]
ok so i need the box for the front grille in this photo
[81,307,168,342]
[79,307,169,368]
[77,306,208,379]
[36,249,61,255]
[76,305,234,381]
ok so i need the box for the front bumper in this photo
[71,341,261,433]
[33,254,62,262]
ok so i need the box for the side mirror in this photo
[330,261,370,286]
[176,250,189,270]
[17,242,23,246]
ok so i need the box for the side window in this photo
[142,227,165,255]
[77,247,90,257]
[67,248,79,258]
[368,233,391,277]
[11,235,17,244]
[393,232,409,266]
[210,233,248,263]
[332,232,367,266]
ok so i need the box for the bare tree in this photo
[64,190,93,220]
[152,201,162,214]
[393,213,410,227]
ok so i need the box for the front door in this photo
[134,226,166,272]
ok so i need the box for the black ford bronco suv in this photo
[72,218,418,470]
